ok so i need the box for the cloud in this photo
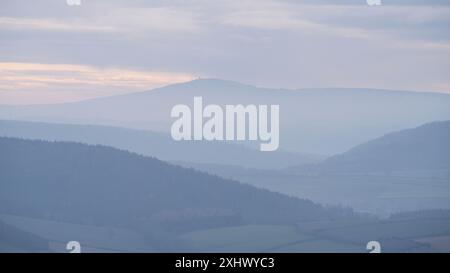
[0,4,202,34]
[103,7,203,33]
[283,0,450,6]
[0,62,196,104]
[0,0,449,99]
[2,1,448,48]
[219,1,450,50]
[220,8,371,40]
[0,16,117,32]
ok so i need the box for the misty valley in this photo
[1,80,450,253]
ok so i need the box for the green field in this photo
[0,214,154,252]
[180,216,450,253]
[3,213,450,252]
[179,224,367,252]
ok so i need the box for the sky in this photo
[0,0,449,104]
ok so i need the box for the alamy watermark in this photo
[66,241,81,253]
[366,241,381,253]
[170,97,279,151]
[66,0,82,6]
[367,0,382,6]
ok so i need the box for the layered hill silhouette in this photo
[171,121,450,215]
[0,137,354,238]
[289,121,450,174]
[0,120,320,169]
[2,138,450,252]
[2,79,450,154]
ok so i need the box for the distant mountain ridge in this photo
[2,79,450,154]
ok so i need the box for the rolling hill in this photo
[290,120,450,175]
[1,79,450,154]
[0,137,357,251]
[2,137,450,252]
[177,121,450,215]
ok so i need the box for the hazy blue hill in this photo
[2,137,450,252]
[0,120,321,169]
[174,121,450,215]
[0,220,50,252]
[306,120,450,174]
[0,137,353,234]
[1,79,450,154]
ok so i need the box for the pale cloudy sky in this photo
[0,0,449,104]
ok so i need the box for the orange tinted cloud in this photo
[0,62,196,105]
